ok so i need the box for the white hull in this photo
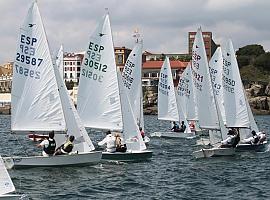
[102,150,152,162]
[150,131,196,139]
[0,194,23,200]
[192,147,235,158]
[3,152,102,169]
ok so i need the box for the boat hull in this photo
[236,141,268,152]
[150,131,196,139]
[192,147,235,159]
[3,152,102,169]
[101,150,152,162]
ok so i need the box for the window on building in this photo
[117,54,123,64]
[70,73,73,78]
[70,62,73,65]
[77,61,81,65]
[77,73,80,78]
[73,62,75,65]
[151,73,157,77]
[143,73,148,77]
[78,67,81,72]
[64,73,67,78]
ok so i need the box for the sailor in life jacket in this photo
[54,135,75,155]
[37,131,56,157]
[241,130,260,145]
[98,130,116,153]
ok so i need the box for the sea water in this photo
[1,115,270,200]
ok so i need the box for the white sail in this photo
[53,56,95,152]
[55,44,64,79]
[0,156,15,195]
[191,28,219,129]
[176,64,198,121]
[222,40,249,128]
[158,57,179,121]
[118,71,146,151]
[77,14,122,131]
[11,2,65,132]
[122,41,144,129]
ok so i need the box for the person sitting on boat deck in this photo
[171,122,180,132]
[139,127,145,139]
[98,130,116,153]
[54,135,75,156]
[179,121,186,132]
[219,129,240,148]
[37,131,56,157]
[257,131,267,144]
[241,130,260,145]
[115,132,127,152]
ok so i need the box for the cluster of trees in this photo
[236,44,270,71]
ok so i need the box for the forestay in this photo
[11,2,65,132]
[118,71,146,151]
[158,57,179,121]
[191,28,219,130]
[0,156,15,195]
[122,41,144,129]
[77,14,122,131]
[222,40,249,128]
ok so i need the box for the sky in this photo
[0,0,270,63]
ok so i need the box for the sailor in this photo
[139,127,145,139]
[241,130,260,145]
[54,135,75,155]
[257,131,267,144]
[171,122,180,132]
[115,132,127,152]
[37,131,56,157]
[179,121,186,132]
[220,129,239,148]
[98,130,116,153]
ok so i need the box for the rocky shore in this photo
[143,82,270,115]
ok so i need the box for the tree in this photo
[236,44,265,57]
[254,52,270,71]
[237,55,251,68]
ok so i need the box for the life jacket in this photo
[62,141,74,154]
[253,135,259,144]
[43,138,56,155]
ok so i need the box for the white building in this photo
[63,53,84,84]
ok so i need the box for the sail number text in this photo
[159,72,169,96]
[122,60,135,89]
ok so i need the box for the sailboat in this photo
[221,40,267,151]
[191,28,234,158]
[77,13,152,161]
[150,57,194,138]
[121,34,150,144]
[3,2,101,168]
[0,156,23,199]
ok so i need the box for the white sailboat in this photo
[77,13,152,161]
[0,156,22,199]
[191,28,234,158]
[151,57,194,138]
[55,44,64,79]
[3,2,101,168]
[221,40,267,151]
[121,35,150,144]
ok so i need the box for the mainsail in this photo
[77,14,122,131]
[122,41,144,129]
[11,2,65,132]
[222,40,249,128]
[158,57,179,121]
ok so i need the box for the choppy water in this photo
[1,115,270,200]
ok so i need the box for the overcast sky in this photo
[0,0,270,63]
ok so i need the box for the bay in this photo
[1,115,270,200]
